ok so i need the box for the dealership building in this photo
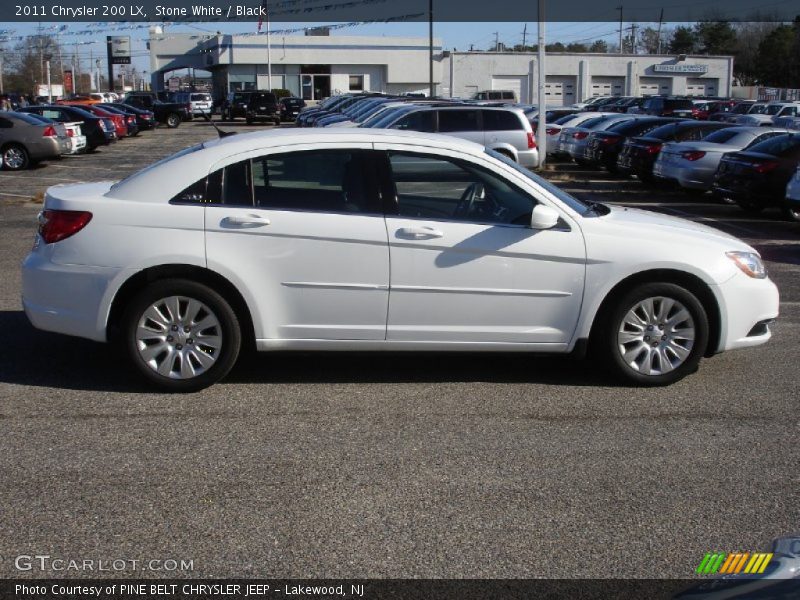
[148,30,734,104]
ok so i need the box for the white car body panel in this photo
[21,128,779,362]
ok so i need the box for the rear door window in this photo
[392,110,436,132]
[437,110,480,133]
[482,110,523,131]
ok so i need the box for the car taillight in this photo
[42,125,57,137]
[527,132,537,149]
[681,151,706,161]
[691,108,700,117]
[98,120,107,131]
[753,160,779,174]
[572,131,588,139]
[546,127,559,135]
[599,135,622,145]
[38,210,93,244]
[127,115,135,123]
[645,143,663,154]
[66,129,75,137]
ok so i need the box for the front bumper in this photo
[714,271,780,352]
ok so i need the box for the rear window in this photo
[482,110,523,131]
[8,112,48,125]
[746,134,800,156]
[644,123,680,140]
[703,129,739,144]
[666,99,694,110]
[191,94,211,101]
[251,93,277,103]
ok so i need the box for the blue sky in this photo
[2,20,659,75]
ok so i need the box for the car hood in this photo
[598,205,750,249]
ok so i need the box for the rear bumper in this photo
[653,161,715,190]
[22,250,124,343]
[517,148,540,168]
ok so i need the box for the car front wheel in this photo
[165,113,181,128]
[597,283,709,386]
[123,280,241,392]
[2,144,30,170]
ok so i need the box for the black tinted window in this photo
[666,99,694,110]
[438,110,479,132]
[392,110,436,132]
[703,129,739,144]
[482,110,523,131]
[387,152,535,225]
[747,134,800,157]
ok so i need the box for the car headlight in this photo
[726,251,767,279]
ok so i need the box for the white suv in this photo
[22,129,778,391]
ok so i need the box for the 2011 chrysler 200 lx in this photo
[22,129,779,392]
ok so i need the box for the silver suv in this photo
[368,105,540,168]
[175,92,213,117]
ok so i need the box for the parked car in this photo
[653,127,790,194]
[641,97,698,118]
[316,96,389,127]
[582,96,623,112]
[302,94,381,127]
[471,90,517,101]
[57,95,102,106]
[79,105,129,138]
[371,105,539,168]
[221,91,252,121]
[174,92,214,117]
[21,129,778,390]
[244,91,281,125]
[557,114,638,162]
[295,94,352,126]
[123,92,191,128]
[17,105,116,150]
[735,102,800,127]
[23,113,87,155]
[545,112,616,157]
[714,101,762,123]
[703,99,737,121]
[617,121,734,183]
[712,133,800,216]
[784,166,800,222]
[279,96,306,121]
[103,103,157,130]
[572,96,612,110]
[0,111,70,169]
[95,104,139,137]
[583,117,679,172]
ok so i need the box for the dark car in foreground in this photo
[712,133,800,216]
[617,121,733,182]
[245,91,281,125]
[583,117,680,172]
[17,105,116,150]
[0,111,70,170]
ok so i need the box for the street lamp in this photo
[44,53,53,103]
[96,59,101,92]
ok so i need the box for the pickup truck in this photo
[122,93,191,128]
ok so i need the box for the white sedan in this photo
[22,129,779,391]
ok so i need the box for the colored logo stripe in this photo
[697,552,773,575]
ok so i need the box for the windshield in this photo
[579,116,608,129]
[732,103,753,114]
[766,105,783,115]
[750,104,768,114]
[485,149,589,214]
[110,144,204,191]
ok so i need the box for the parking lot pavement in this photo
[0,122,798,579]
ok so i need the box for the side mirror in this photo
[530,204,560,230]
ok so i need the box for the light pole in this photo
[96,59,101,92]
[44,53,53,102]
[536,0,546,168]
[0,49,4,95]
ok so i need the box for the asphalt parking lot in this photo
[0,121,798,579]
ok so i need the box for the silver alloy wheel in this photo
[4,147,25,169]
[617,296,695,376]
[135,295,222,379]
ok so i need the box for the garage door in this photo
[639,77,671,96]
[545,76,576,107]
[492,76,527,103]
[686,78,718,97]
[591,76,624,97]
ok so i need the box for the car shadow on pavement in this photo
[0,310,611,391]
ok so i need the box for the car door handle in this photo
[397,226,444,239]
[222,214,271,228]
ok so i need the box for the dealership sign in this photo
[653,64,709,74]
[109,36,131,65]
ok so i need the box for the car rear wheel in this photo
[2,144,30,170]
[165,113,181,128]
[123,280,241,392]
[596,282,708,386]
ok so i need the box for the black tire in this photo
[165,113,181,129]
[594,282,709,386]
[2,143,30,170]
[122,279,242,392]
